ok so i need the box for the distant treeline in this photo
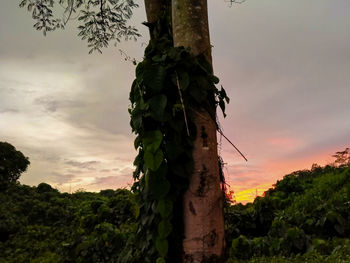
[1,143,350,262]
[226,163,350,262]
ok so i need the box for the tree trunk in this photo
[144,0,164,23]
[143,0,225,262]
[172,1,225,262]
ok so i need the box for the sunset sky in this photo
[1,0,349,203]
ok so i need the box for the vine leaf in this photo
[134,135,141,150]
[149,94,167,121]
[143,65,166,93]
[142,131,163,153]
[129,38,231,261]
[157,199,173,219]
[155,237,168,257]
[148,165,170,199]
[136,61,145,79]
[177,70,190,90]
[131,113,142,131]
[144,149,163,171]
[219,100,226,117]
[158,220,172,239]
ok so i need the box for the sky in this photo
[1,0,349,203]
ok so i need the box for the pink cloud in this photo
[268,137,302,150]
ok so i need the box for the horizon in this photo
[12,150,343,204]
[1,0,350,204]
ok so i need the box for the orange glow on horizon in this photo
[228,183,274,204]
[226,149,337,204]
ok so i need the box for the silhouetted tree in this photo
[0,142,30,187]
[332,148,350,167]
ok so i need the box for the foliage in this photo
[0,142,30,188]
[225,162,350,262]
[128,19,229,262]
[19,0,140,53]
[332,148,350,167]
[0,184,137,263]
[0,157,349,262]
[226,238,350,263]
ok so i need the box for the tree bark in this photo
[144,0,166,24]
[144,0,225,262]
[172,1,225,262]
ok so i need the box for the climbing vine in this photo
[128,22,229,262]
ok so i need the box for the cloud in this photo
[34,95,86,113]
[2,0,350,199]
[50,172,78,185]
[64,160,101,169]
[90,176,120,186]
[0,108,18,113]
[34,96,59,112]
[89,174,133,190]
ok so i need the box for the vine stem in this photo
[175,71,190,136]
[190,107,248,162]
[217,129,248,162]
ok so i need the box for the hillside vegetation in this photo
[225,164,350,262]
[1,150,350,262]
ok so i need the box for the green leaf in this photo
[165,141,183,161]
[131,115,142,131]
[197,55,212,74]
[219,100,226,118]
[157,199,173,218]
[189,81,207,103]
[145,170,150,189]
[149,95,167,121]
[139,97,149,111]
[135,61,145,79]
[134,136,141,149]
[158,220,172,238]
[152,54,167,62]
[148,164,170,199]
[210,75,220,84]
[144,149,163,171]
[220,85,230,103]
[143,65,166,93]
[177,70,190,90]
[155,237,168,257]
[129,79,139,104]
[195,75,210,89]
[156,258,166,263]
[142,130,163,153]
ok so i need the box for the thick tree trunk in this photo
[144,0,225,262]
[172,1,225,262]
[144,0,166,24]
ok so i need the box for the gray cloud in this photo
[50,172,78,185]
[34,96,86,113]
[0,108,18,113]
[2,0,350,196]
[64,160,100,169]
[34,96,59,113]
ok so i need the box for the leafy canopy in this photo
[0,142,30,185]
[19,0,140,53]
